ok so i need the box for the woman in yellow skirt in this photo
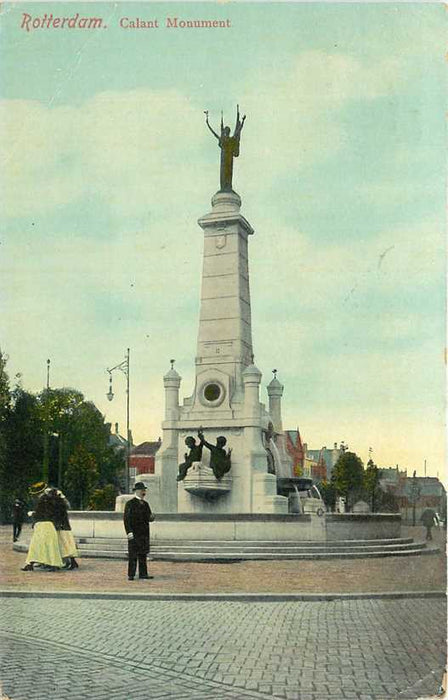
[54,490,79,569]
[22,484,64,571]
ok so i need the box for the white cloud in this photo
[235,50,404,186]
[1,50,406,219]
[0,89,209,218]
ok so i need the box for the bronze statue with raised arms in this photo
[205,105,246,192]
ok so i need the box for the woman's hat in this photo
[133,482,147,491]
[29,481,47,496]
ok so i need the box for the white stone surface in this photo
[72,512,399,543]
[352,500,371,513]
[71,514,325,542]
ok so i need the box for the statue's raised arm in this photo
[234,104,246,138]
[204,111,219,141]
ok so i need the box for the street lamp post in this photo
[107,348,131,493]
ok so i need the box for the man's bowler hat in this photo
[133,482,147,491]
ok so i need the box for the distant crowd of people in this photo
[20,481,79,572]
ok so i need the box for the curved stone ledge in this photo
[326,513,401,522]
[68,511,311,522]
[325,512,401,541]
[66,511,400,543]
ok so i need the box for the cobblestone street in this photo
[0,595,445,700]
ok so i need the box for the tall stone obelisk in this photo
[193,189,254,411]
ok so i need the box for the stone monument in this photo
[145,108,289,514]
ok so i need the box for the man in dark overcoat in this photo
[420,508,438,541]
[12,497,27,542]
[123,482,154,581]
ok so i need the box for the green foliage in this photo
[88,484,118,511]
[64,445,99,509]
[0,367,125,518]
[0,387,44,522]
[37,387,124,493]
[0,350,11,421]
[363,459,381,512]
[98,446,125,489]
[0,351,11,522]
[376,489,400,513]
[331,451,365,510]
[317,480,337,510]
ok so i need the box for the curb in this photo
[0,589,445,602]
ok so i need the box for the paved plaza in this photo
[0,595,445,700]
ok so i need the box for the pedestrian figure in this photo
[123,482,155,581]
[54,490,79,570]
[420,508,438,541]
[12,497,27,542]
[22,483,64,571]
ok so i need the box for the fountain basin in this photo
[66,511,401,544]
[182,463,232,498]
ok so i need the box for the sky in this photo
[0,2,445,479]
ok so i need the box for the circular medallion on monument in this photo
[199,380,225,408]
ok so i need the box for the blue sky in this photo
[0,2,445,477]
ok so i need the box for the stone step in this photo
[76,540,425,554]
[14,538,436,561]
[77,537,415,548]
[65,546,437,561]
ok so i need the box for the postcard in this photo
[0,2,446,699]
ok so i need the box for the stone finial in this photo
[267,369,283,395]
[163,359,181,386]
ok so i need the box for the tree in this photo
[1,387,44,522]
[376,489,400,513]
[0,373,124,516]
[37,387,124,492]
[331,451,364,511]
[64,445,99,509]
[88,484,118,511]
[317,480,337,512]
[0,350,10,420]
[38,387,84,486]
[364,459,380,512]
[0,351,11,522]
